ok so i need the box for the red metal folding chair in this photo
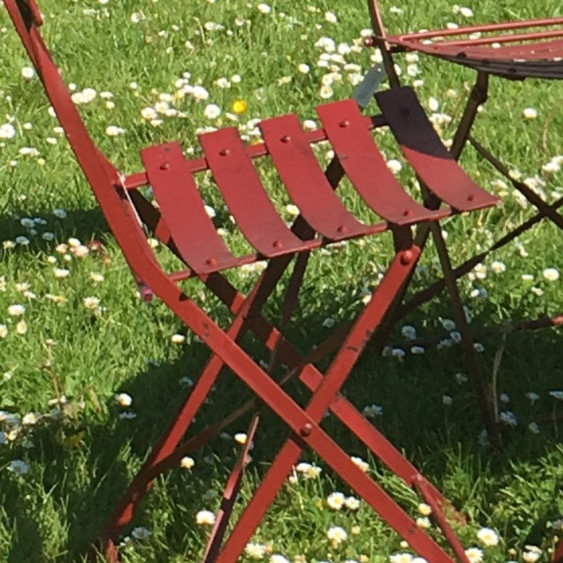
[366,1,563,317]
[364,1,563,444]
[5,1,504,561]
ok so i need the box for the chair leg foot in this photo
[429,222,502,448]
[89,538,119,563]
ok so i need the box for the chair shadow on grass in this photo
[1,210,562,561]
[0,207,109,251]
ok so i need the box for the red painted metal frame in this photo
[365,0,563,288]
[368,0,563,72]
[368,1,563,79]
[367,1,563,457]
[104,188,469,560]
[4,2,506,562]
[392,20,563,49]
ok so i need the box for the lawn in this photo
[0,0,562,562]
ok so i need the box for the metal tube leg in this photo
[219,375,465,563]
[202,414,261,562]
[218,247,466,562]
[450,72,489,160]
[99,265,287,546]
[428,222,500,447]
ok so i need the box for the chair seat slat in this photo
[392,17,563,41]
[397,37,563,62]
[376,88,498,212]
[316,100,447,225]
[438,57,563,80]
[142,143,241,274]
[200,128,308,257]
[259,114,368,240]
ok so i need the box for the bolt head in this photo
[401,250,414,265]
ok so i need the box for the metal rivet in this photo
[467,194,475,202]
[206,258,217,266]
[272,240,283,249]
[300,423,313,437]
[281,135,291,143]
[400,250,414,265]
[403,210,412,217]
[336,225,348,234]
[219,149,230,156]
[339,120,350,128]
[160,162,170,171]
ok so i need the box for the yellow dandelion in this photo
[231,99,248,115]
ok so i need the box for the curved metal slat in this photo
[392,17,563,42]
[410,30,563,50]
[259,114,369,241]
[442,56,563,80]
[376,87,498,212]
[402,37,563,62]
[449,36,563,57]
[199,128,309,257]
[316,99,448,225]
[401,37,563,78]
[142,142,241,274]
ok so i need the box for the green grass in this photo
[1,1,562,562]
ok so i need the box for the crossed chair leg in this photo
[97,222,471,562]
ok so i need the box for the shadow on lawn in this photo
[1,211,562,561]
[0,207,110,252]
